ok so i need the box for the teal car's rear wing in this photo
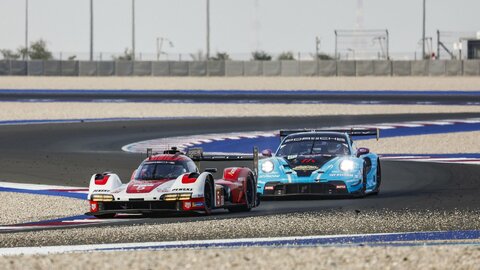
[279,128,380,141]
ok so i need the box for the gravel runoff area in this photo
[1,76,480,91]
[360,131,480,154]
[0,192,87,225]
[2,209,480,248]
[0,102,479,121]
[2,245,480,270]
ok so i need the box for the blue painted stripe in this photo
[1,89,480,95]
[94,230,480,251]
[0,187,87,200]
[0,117,204,126]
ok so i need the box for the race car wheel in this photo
[359,163,367,197]
[93,213,116,219]
[203,179,214,215]
[228,175,255,213]
[371,159,382,195]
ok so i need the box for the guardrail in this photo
[0,60,479,77]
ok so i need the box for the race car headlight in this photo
[261,161,274,173]
[340,160,355,171]
[91,194,114,202]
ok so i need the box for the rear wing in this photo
[279,128,380,141]
[146,147,259,176]
[186,147,259,177]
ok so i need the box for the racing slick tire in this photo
[358,163,368,197]
[371,159,382,195]
[203,179,214,215]
[228,174,256,213]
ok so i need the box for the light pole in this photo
[89,0,93,61]
[315,37,321,59]
[422,0,426,60]
[132,0,136,61]
[24,0,29,60]
[206,0,210,60]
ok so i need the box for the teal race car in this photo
[257,129,381,197]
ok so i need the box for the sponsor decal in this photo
[193,202,204,207]
[265,186,274,190]
[171,188,193,191]
[90,202,98,212]
[329,173,354,177]
[336,184,347,189]
[228,168,238,176]
[183,202,192,209]
[301,159,316,164]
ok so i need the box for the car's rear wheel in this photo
[203,179,214,215]
[228,175,255,213]
[371,159,382,195]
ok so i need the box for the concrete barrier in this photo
[207,61,225,76]
[225,61,244,76]
[281,61,299,76]
[44,61,61,76]
[79,61,97,76]
[373,61,391,76]
[189,61,207,76]
[10,61,27,76]
[392,61,411,76]
[27,60,44,76]
[337,61,356,76]
[0,60,10,75]
[244,61,263,76]
[263,61,281,76]
[356,61,374,76]
[463,60,480,76]
[61,61,79,76]
[152,62,170,76]
[115,61,134,76]
[428,60,446,76]
[299,61,318,76]
[133,61,152,76]
[97,61,115,76]
[445,60,462,76]
[411,61,429,76]
[169,61,189,76]
[318,61,336,76]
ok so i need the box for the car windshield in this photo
[276,136,350,157]
[134,161,193,180]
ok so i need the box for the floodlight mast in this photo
[422,0,426,59]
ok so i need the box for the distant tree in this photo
[190,50,205,61]
[113,48,133,61]
[251,50,272,61]
[277,51,295,60]
[27,39,53,60]
[314,53,334,60]
[210,52,230,61]
[0,49,20,60]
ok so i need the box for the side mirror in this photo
[356,147,370,157]
[205,168,218,173]
[261,149,273,157]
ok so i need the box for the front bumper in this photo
[261,181,354,197]
[86,198,205,216]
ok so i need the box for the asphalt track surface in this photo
[2,112,480,228]
[1,89,480,105]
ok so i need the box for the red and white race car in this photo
[86,147,259,218]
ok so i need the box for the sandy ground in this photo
[2,210,480,248]
[2,245,480,270]
[1,76,480,90]
[0,192,87,225]
[360,131,480,154]
[0,102,479,121]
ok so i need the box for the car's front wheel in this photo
[371,159,382,195]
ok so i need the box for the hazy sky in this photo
[0,0,478,59]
